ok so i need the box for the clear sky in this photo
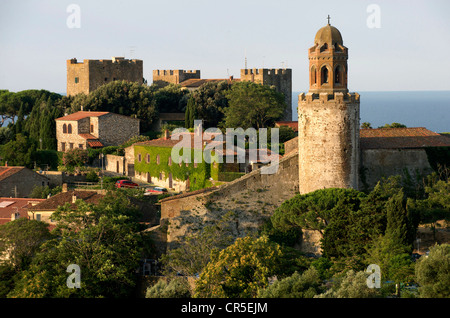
[1,0,450,94]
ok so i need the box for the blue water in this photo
[292,91,450,133]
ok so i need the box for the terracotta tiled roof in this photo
[275,121,299,132]
[78,133,98,140]
[0,197,45,224]
[88,140,104,147]
[55,111,109,121]
[134,132,218,149]
[0,166,26,181]
[360,127,450,149]
[29,190,105,211]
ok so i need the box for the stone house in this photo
[27,190,105,228]
[55,111,140,152]
[0,166,49,198]
[0,197,45,225]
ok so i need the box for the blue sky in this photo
[1,0,450,94]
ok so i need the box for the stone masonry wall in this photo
[298,92,360,194]
[97,113,140,147]
[0,169,49,198]
[361,148,434,190]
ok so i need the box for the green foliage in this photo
[134,145,212,191]
[0,218,53,271]
[9,193,145,298]
[160,212,235,277]
[223,81,286,129]
[415,244,450,298]
[189,81,231,128]
[316,270,381,298]
[0,264,16,297]
[194,235,283,298]
[217,171,245,182]
[0,133,36,168]
[379,122,407,128]
[85,170,99,182]
[62,148,88,169]
[257,268,323,298]
[185,96,197,129]
[146,278,191,298]
[30,185,62,199]
[361,122,373,129]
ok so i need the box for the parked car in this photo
[143,186,168,195]
[115,179,139,188]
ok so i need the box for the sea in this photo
[292,91,450,133]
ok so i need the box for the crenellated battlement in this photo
[299,92,360,103]
[240,68,291,76]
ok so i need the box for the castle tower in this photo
[298,21,360,194]
[240,68,292,121]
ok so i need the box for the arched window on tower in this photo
[311,66,317,85]
[63,124,67,134]
[321,66,329,84]
[335,65,342,85]
[320,43,328,53]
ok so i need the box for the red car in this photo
[115,180,139,188]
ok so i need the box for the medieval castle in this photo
[65,22,450,254]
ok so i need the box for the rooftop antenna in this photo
[129,46,136,58]
[244,49,247,69]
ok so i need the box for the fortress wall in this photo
[361,148,433,190]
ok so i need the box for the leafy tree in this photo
[257,268,323,298]
[30,185,62,199]
[185,96,197,129]
[379,122,407,128]
[189,81,231,128]
[0,218,52,271]
[0,133,36,168]
[223,81,286,129]
[9,195,145,298]
[316,270,380,298]
[361,122,372,129]
[194,235,283,298]
[160,212,235,277]
[146,277,191,298]
[415,243,450,298]
[62,148,88,170]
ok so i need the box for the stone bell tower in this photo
[298,19,360,194]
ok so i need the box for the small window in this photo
[61,142,66,152]
[75,77,79,84]
[156,154,160,165]
[146,154,150,163]
[138,154,142,162]
[90,124,94,133]
[63,123,67,134]
[36,214,41,221]
[159,172,163,180]
[79,144,83,149]
[104,77,108,81]
[69,143,74,149]
[68,124,72,134]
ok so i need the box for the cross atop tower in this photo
[327,15,331,25]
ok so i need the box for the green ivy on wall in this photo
[134,145,220,191]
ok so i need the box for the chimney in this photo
[164,129,170,140]
[62,183,68,193]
